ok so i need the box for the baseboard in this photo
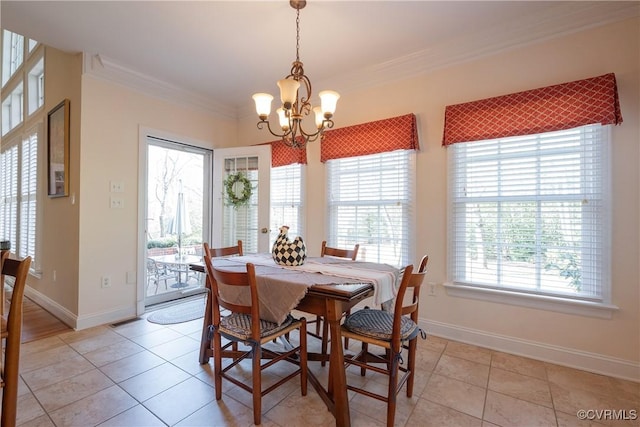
[75,305,138,330]
[24,286,138,331]
[421,318,640,382]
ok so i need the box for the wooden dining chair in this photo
[339,255,428,427]
[0,250,9,315]
[202,243,307,425]
[199,241,244,362]
[320,241,359,261]
[313,241,360,365]
[1,254,32,427]
[207,240,243,257]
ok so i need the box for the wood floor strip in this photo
[4,286,72,343]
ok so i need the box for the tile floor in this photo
[4,309,639,427]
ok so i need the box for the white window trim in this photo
[443,281,618,319]
[446,125,612,316]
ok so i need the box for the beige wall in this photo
[31,16,638,380]
[75,77,236,325]
[26,47,82,319]
[29,53,237,326]
[239,17,640,375]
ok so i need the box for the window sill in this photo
[443,282,618,319]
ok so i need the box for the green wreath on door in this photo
[224,172,253,208]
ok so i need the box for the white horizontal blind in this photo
[19,130,38,261]
[270,164,304,244]
[448,124,610,301]
[327,150,415,267]
[0,142,18,248]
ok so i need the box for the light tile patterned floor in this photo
[4,310,639,426]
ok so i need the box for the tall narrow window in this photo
[28,57,45,115]
[2,30,24,86]
[28,39,38,53]
[270,163,304,243]
[19,130,39,260]
[327,150,415,267]
[448,124,610,302]
[2,82,24,135]
[0,144,18,249]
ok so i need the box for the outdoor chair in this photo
[146,258,174,294]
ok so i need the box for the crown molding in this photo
[326,2,640,100]
[82,53,237,119]
[82,2,638,121]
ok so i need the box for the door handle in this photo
[261,227,269,234]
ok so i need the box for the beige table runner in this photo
[212,254,399,324]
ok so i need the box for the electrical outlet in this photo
[428,282,437,296]
[101,276,111,288]
[110,197,124,209]
[110,181,124,192]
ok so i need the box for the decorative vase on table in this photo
[272,225,306,266]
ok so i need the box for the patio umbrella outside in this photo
[169,181,192,258]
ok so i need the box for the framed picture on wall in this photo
[47,99,70,197]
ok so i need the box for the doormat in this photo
[147,298,206,325]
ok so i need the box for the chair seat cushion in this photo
[220,313,295,341]
[344,309,419,341]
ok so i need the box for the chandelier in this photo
[252,0,339,149]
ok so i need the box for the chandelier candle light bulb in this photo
[252,93,273,120]
[319,90,340,117]
[252,0,339,148]
[277,78,300,109]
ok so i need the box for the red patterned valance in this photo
[321,113,419,162]
[442,73,623,146]
[263,139,307,167]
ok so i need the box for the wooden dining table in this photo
[190,254,400,427]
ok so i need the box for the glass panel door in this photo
[213,145,271,253]
[145,137,211,306]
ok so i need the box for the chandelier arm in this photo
[256,119,292,139]
[297,74,313,116]
[295,118,334,141]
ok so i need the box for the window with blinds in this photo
[1,144,18,249]
[19,131,38,260]
[327,150,415,267]
[0,125,40,266]
[270,164,304,244]
[448,124,611,302]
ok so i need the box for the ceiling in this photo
[2,1,638,118]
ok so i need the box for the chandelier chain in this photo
[252,0,338,149]
[295,8,301,63]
